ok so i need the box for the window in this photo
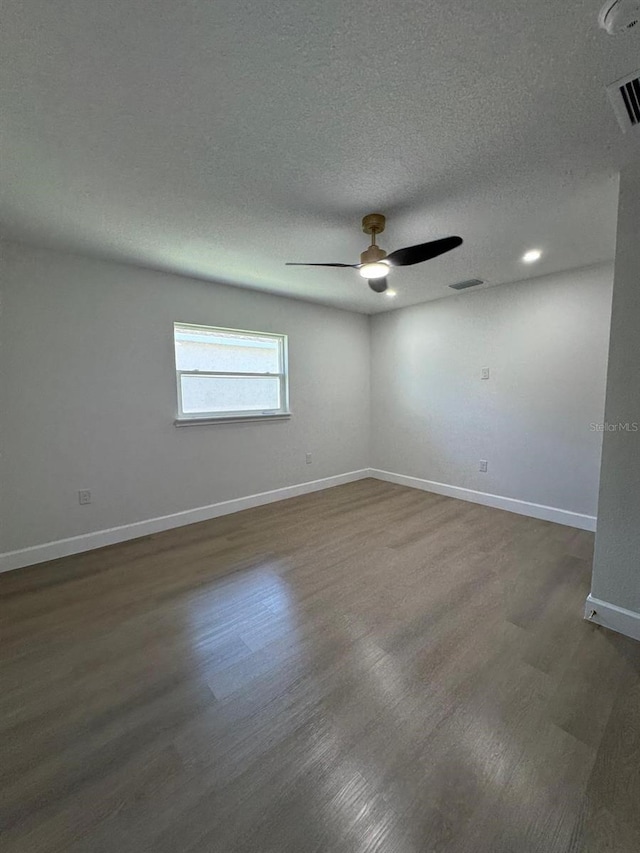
[174,323,289,423]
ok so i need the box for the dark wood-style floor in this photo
[1,479,640,852]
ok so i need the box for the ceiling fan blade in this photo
[285,262,357,268]
[368,277,388,294]
[385,236,463,267]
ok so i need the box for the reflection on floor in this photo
[1,478,639,852]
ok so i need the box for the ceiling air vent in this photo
[448,278,484,291]
[606,70,640,132]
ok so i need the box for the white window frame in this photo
[174,323,290,425]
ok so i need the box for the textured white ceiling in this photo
[1,0,638,313]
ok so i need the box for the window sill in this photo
[174,413,292,427]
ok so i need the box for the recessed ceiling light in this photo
[522,249,542,263]
[385,289,397,298]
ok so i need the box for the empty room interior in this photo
[2,1,640,851]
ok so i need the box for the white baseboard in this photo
[0,467,597,575]
[0,469,370,574]
[368,468,597,531]
[584,594,640,642]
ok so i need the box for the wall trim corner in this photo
[584,594,640,642]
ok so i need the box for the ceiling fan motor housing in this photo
[360,244,387,264]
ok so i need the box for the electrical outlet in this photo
[479,460,488,473]
[481,367,490,380]
[78,489,92,505]
[305,453,313,464]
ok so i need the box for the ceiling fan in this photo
[286,213,463,293]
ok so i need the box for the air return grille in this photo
[620,78,640,124]
[607,71,640,132]
[448,278,484,291]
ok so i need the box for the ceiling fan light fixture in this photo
[285,213,463,293]
[359,262,389,279]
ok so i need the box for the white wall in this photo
[0,242,370,557]
[590,162,640,619]
[0,241,618,570]
[370,265,613,521]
